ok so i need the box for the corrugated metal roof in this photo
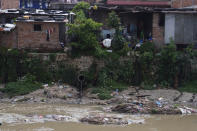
[107,0,170,6]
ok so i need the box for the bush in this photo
[0,74,42,97]
[49,53,56,63]
[140,81,156,90]
[0,81,42,97]
[179,80,197,93]
[56,64,78,86]
[156,42,178,86]
[91,88,112,100]
[0,47,28,83]
[98,92,112,100]
[26,58,53,83]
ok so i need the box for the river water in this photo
[0,103,197,131]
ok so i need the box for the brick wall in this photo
[152,13,164,47]
[0,0,19,9]
[171,0,197,8]
[0,30,17,48]
[16,21,63,50]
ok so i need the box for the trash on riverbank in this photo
[110,96,197,115]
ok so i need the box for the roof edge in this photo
[107,0,171,7]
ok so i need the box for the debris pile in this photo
[111,97,197,115]
[80,116,144,125]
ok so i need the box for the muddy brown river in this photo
[0,103,197,131]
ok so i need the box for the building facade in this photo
[0,0,20,9]
[19,0,51,9]
[172,0,197,8]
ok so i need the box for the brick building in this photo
[0,0,20,9]
[0,10,73,50]
[172,0,197,8]
[16,20,65,50]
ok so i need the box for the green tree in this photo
[72,1,90,13]
[68,2,103,57]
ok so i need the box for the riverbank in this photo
[0,85,197,127]
[0,84,197,116]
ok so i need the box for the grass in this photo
[91,81,128,100]
[0,81,42,97]
[179,80,197,93]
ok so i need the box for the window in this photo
[34,24,42,31]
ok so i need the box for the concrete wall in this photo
[16,21,64,50]
[0,0,20,9]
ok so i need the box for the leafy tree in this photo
[68,2,103,57]
[72,1,90,17]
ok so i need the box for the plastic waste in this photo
[156,101,162,107]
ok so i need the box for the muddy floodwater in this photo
[0,103,197,131]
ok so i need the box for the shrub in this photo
[26,58,53,83]
[0,74,42,97]
[49,53,56,63]
[179,80,197,93]
[98,92,112,100]
[0,48,28,83]
[107,11,126,52]
[56,64,78,86]
[140,81,155,90]
[156,42,178,86]
[107,11,121,29]
[91,88,112,100]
